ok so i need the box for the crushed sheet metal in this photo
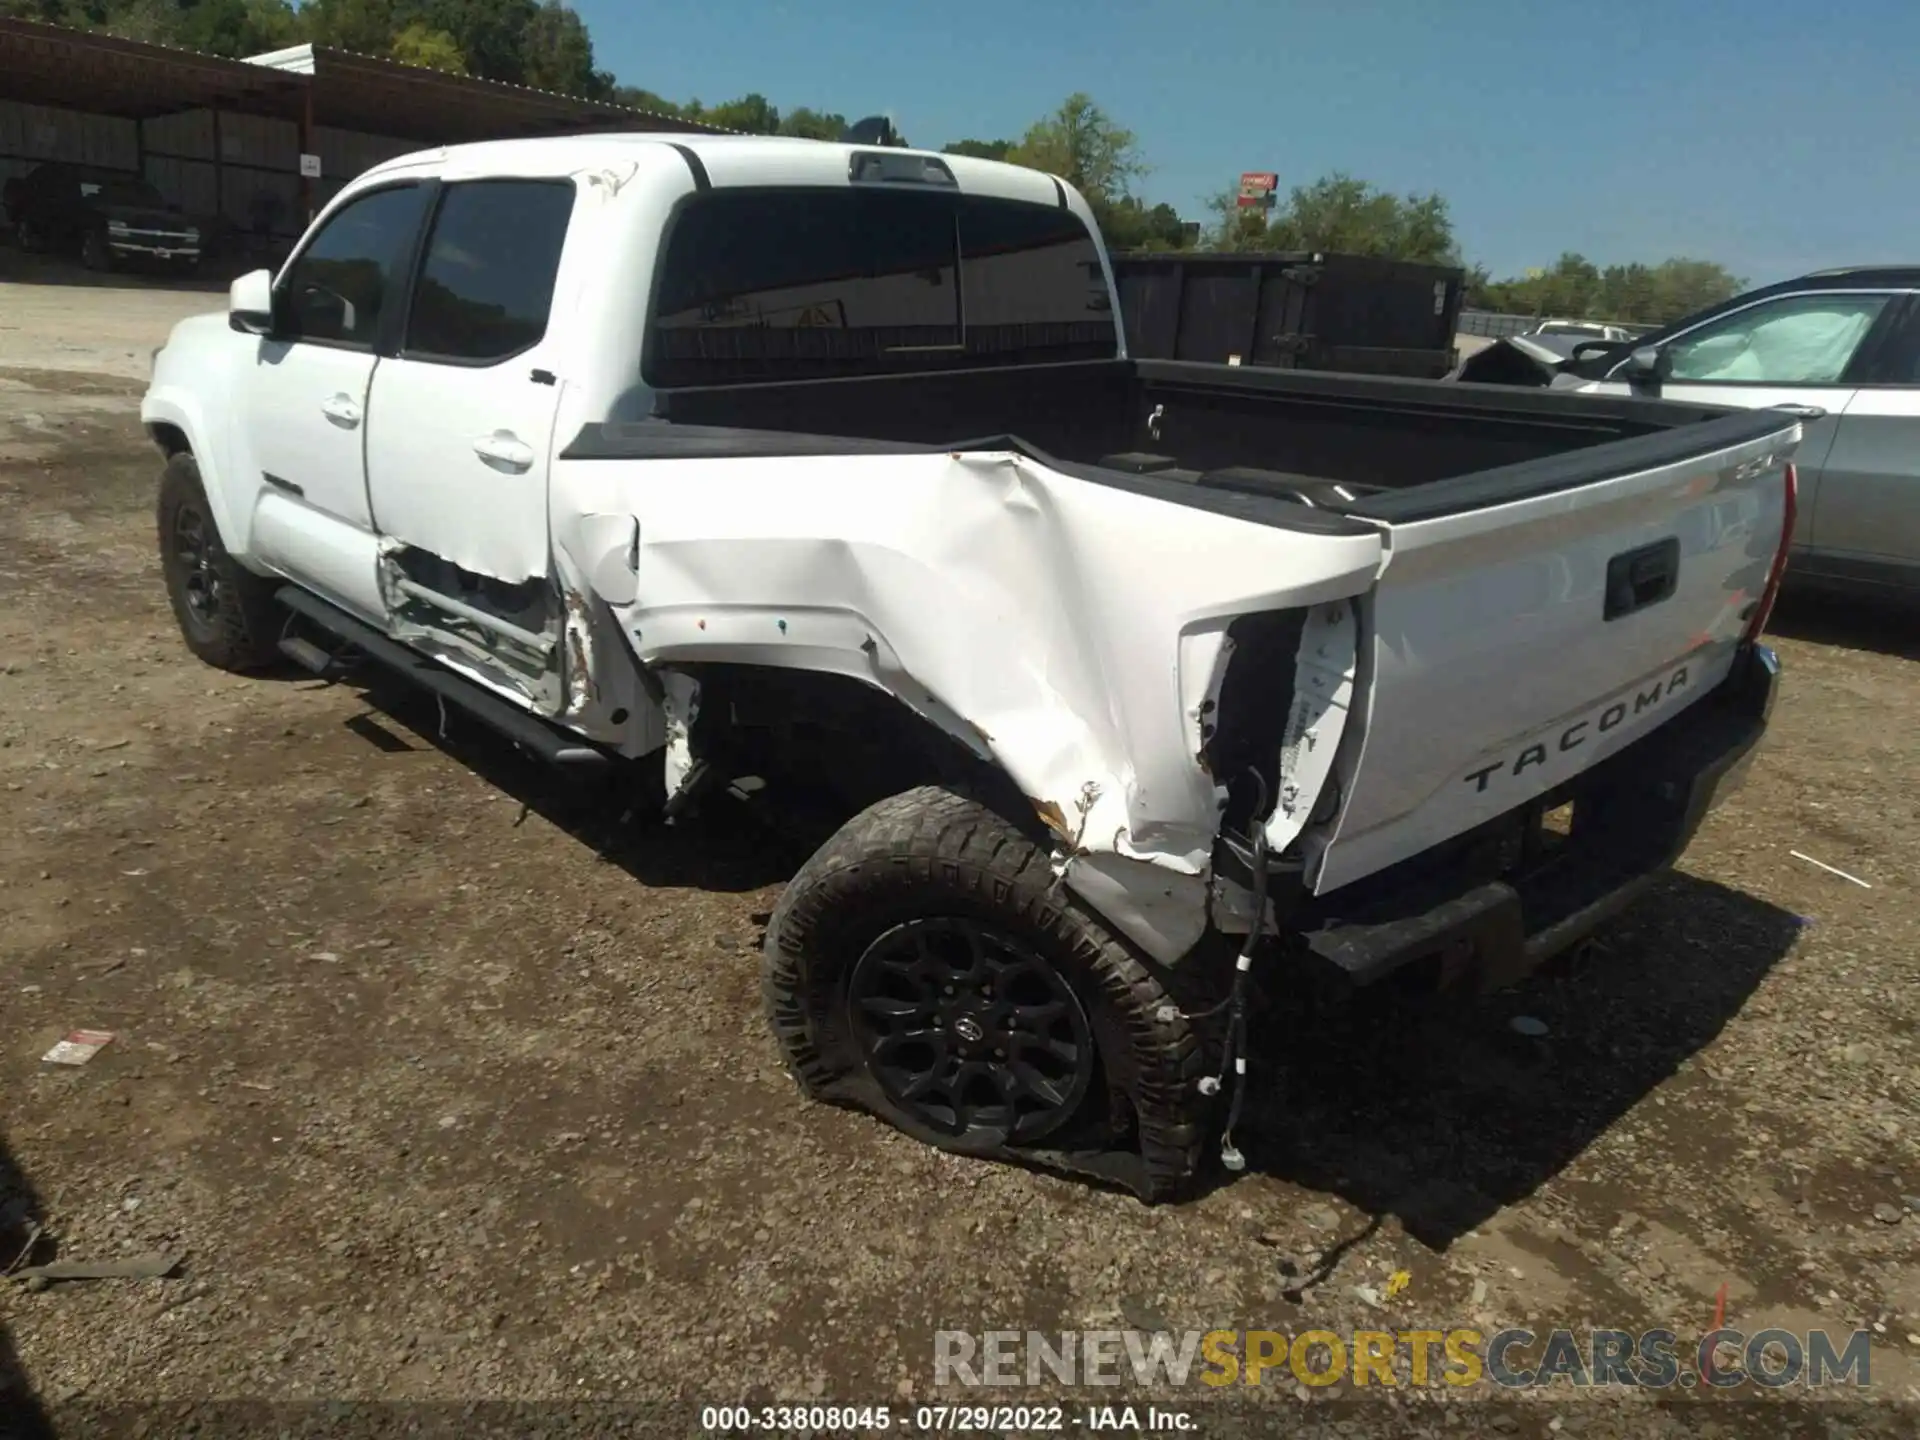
[660,671,701,802]
[1045,780,1103,888]
[377,541,565,713]
[1063,852,1215,962]
[1265,599,1358,857]
[1181,624,1236,778]
[577,446,1383,963]
[562,589,595,715]
[548,518,667,753]
[571,512,641,605]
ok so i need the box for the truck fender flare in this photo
[140,389,247,559]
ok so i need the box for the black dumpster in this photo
[1110,251,1465,378]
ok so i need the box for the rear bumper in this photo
[1289,642,1779,989]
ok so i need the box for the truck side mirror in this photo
[228,268,276,336]
[1620,344,1669,388]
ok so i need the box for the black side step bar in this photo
[275,586,611,771]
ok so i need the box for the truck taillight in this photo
[1744,461,1797,643]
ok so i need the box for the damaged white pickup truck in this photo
[143,134,1799,1199]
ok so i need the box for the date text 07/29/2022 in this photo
[699,1403,1195,1432]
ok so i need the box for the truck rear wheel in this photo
[157,453,282,672]
[763,784,1213,1200]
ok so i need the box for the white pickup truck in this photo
[143,134,1798,1199]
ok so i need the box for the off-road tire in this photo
[157,453,282,672]
[763,784,1214,1200]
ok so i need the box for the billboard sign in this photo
[1237,171,1278,209]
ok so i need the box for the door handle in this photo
[1770,403,1828,421]
[320,391,360,426]
[473,431,536,472]
[320,393,362,427]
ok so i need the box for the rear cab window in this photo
[646,188,1116,386]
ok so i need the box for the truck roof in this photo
[357,132,1071,211]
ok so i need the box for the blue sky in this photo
[574,0,1918,285]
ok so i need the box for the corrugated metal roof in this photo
[0,17,731,143]
[0,16,304,120]
[281,44,734,142]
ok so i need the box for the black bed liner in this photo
[561,358,1800,529]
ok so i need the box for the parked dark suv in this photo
[3,163,202,273]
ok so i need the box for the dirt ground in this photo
[1,282,1917,1439]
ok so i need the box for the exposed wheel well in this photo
[677,662,1036,832]
[149,423,191,458]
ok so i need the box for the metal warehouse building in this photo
[0,16,717,264]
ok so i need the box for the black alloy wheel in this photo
[846,915,1095,1143]
[170,500,224,633]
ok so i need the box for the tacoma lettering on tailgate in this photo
[1462,664,1691,794]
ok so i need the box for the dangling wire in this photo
[1217,820,1268,1172]
[1195,767,1274,1172]
[1178,767,1271,1024]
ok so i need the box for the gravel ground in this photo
[1,290,1917,1438]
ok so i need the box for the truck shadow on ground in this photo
[1224,871,1805,1250]
[1769,588,1919,663]
[1,1137,56,1439]
[334,671,808,893]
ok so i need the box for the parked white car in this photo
[1465,270,1920,601]
[142,134,1797,1197]
[1532,319,1633,342]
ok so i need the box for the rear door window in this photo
[647,188,1115,385]
[402,179,577,364]
[1852,295,1920,384]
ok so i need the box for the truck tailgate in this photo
[1300,412,1800,894]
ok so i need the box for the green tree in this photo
[302,0,397,54]
[89,0,177,43]
[1473,255,1743,324]
[1100,197,1192,251]
[1644,258,1744,319]
[611,84,686,119]
[170,0,304,55]
[1005,94,1147,207]
[1205,174,1457,262]
[942,138,1014,162]
[703,92,780,135]
[390,0,534,83]
[520,0,603,96]
[1203,189,1276,251]
[389,18,463,72]
[779,107,849,140]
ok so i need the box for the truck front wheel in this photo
[763,785,1213,1200]
[157,453,282,672]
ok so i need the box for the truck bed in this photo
[579,358,1795,527]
